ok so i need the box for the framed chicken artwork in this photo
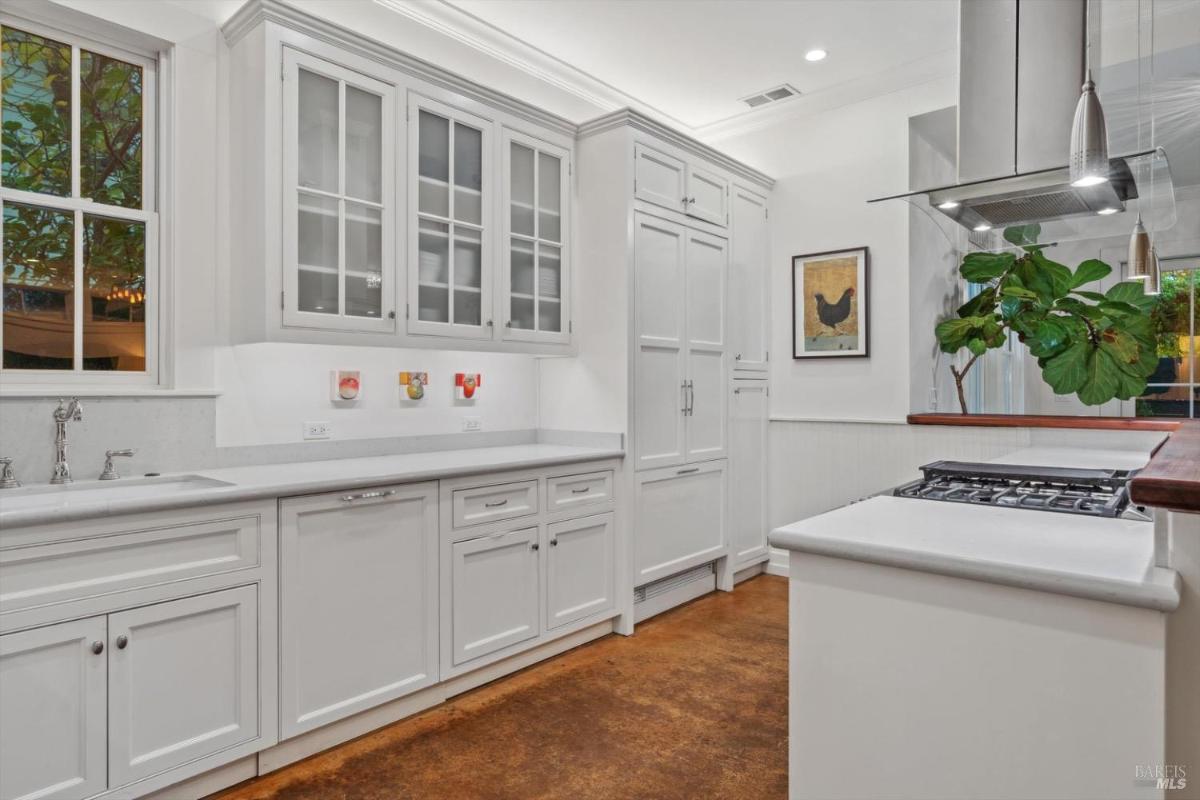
[792,247,869,359]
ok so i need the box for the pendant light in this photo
[1070,0,1109,188]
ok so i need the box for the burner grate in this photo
[893,461,1138,518]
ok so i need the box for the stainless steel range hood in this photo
[870,0,1176,242]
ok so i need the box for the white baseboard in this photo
[141,755,257,800]
[734,561,767,584]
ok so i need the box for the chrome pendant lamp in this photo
[1070,1,1109,187]
[1129,213,1153,280]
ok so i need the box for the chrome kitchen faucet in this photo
[51,397,84,484]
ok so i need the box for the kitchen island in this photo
[770,442,1179,800]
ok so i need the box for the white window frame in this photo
[1129,255,1198,420]
[0,13,162,388]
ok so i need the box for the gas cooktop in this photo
[893,460,1144,519]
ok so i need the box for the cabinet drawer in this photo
[452,480,539,528]
[546,471,613,513]
[0,517,260,615]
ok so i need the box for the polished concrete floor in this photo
[215,574,788,800]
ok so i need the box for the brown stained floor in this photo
[214,574,788,800]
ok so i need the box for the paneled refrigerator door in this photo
[684,229,728,463]
[634,213,688,471]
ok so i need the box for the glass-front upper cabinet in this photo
[407,95,492,340]
[282,49,395,332]
[502,130,570,344]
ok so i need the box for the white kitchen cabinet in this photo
[634,142,728,227]
[730,184,769,372]
[730,381,769,566]
[108,585,259,787]
[407,94,494,339]
[634,213,727,470]
[0,617,107,800]
[279,483,438,738]
[503,129,571,344]
[450,527,541,666]
[282,48,397,333]
[634,460,727,586]
[546,512,616,630]
[685,163,728,226]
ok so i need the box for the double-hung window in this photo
[1,18,158,383]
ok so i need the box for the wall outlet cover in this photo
[303,421,332,440]
[463,416,483,432]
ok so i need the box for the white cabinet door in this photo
[502,129,571,344]
[282,48,396,333]
[546,513,615,630]
[685,163,728,227]
[730,382,769,566]
[635,461,727,586]
[730,185,769,372]
[408,94,494,339]
[108,585,258,787]
[634,213,688,471]
[684,229,728,462]
[450,528,540,666]
[279,483,438,738]
[0,618,107,800]
[634,143,687,214]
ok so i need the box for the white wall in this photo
[715,76,958,422]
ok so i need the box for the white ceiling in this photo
[440,0,958,132]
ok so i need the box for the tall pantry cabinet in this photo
[543,111,772,626]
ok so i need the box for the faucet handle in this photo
[0,457,20,489]
[99,449,136,481]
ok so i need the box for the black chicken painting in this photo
[793,248,869,358]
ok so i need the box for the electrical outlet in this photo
[462,416,483,432]
[303,421,332,440]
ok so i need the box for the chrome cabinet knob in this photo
[116,635,128,650]
[91,641,104,655]
[550,539,558,547]
[531,542,539,551]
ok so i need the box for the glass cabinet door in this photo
[408,96,492,339]
[283,49,395,332]
[503,130,570,343]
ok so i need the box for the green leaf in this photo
[935,318,977,352]
[999,295,1025,321]
[1077,347,1121,406]
[1106,281,1157,313]
[960,251,1016,283]
[1030,250,1074,299]
[956,287,996,318]
[967,337,987,356]
[1042,341,1090,395]
[1003,224,1041,247]
[1000,285,1038,299]
[1071,259,1112,288]
[1027,318,1071,359]
[1072,290,1108,302]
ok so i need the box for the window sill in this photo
[0,386,221,399]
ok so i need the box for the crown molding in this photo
[579,109,775,190]
[221,0,578,138]
[695,49,958,144]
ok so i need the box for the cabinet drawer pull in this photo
[531,542,540,551]
[550,538,558,546]
[570,487,590,494]
[676,467,700,475]
[341,489,396,503]
[91,641,104,655]
[484,499,509,508]
[116,635,128,650]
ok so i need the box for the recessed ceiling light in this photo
[1097,207,1119,215]
[973,223,992,232]
[804,49,827,62]
[937,200,960,210]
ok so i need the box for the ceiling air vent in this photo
[740,84,800,109]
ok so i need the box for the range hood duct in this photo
[870,0,1175,239]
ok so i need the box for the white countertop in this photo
[769,443,1179,611]
[0,444,623,529]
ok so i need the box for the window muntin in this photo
[1,20,156,380]
[1136,261,1198,419]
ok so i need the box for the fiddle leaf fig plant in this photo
[935,225,1159,414]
